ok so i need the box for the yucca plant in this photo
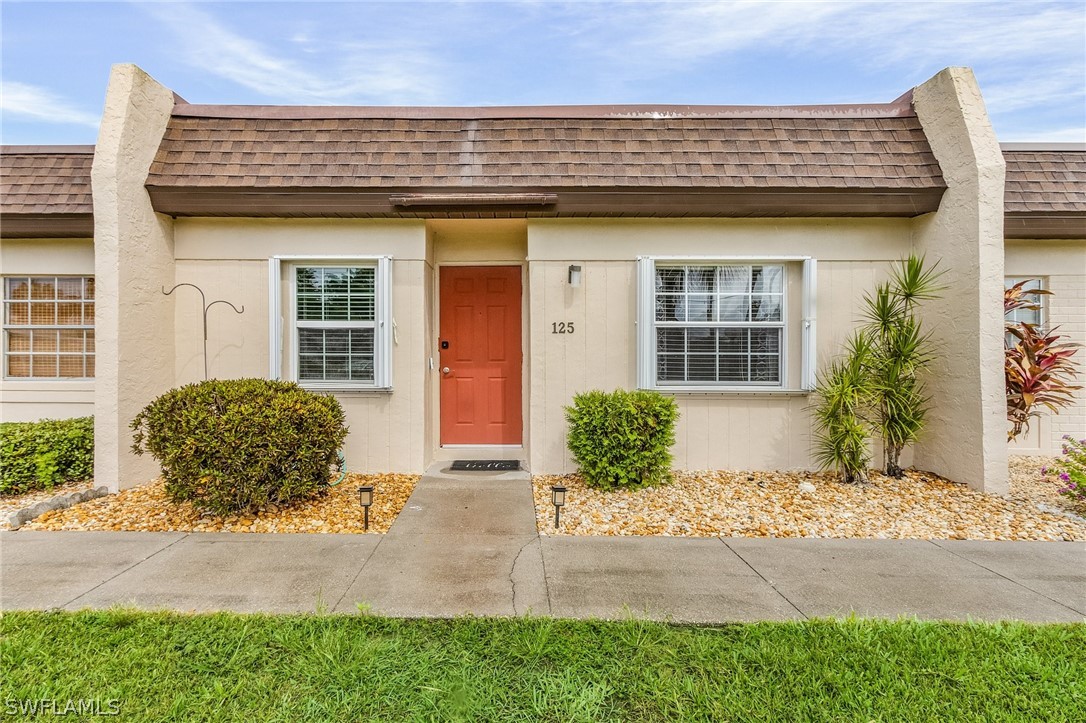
[812,332,876,484]
[1004,283,1080,440]
[861,255,943,478]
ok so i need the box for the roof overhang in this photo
[0,213,94,239]
[1004,213,1086,239]
[146,186,945,218]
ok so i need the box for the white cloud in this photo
[558,1,1085,133]
[0,81,100,127]
[142,3,447,104]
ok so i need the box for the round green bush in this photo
[565,389,678,490]
[131,379,348,515]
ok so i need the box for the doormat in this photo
[449,460,521,471]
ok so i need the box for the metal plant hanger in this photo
[162,283,245,380]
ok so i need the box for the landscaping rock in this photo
[6,485,108,530]
[533,464,1086,541]
[24,473,418,534]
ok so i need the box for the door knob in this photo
[442,367,451,374]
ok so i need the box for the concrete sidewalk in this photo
[3,530,1083,622]
[3,470,1083,622]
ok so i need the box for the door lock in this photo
[442,367,451,374]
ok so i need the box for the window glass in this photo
[3,276,95,379]
[294,266,377,385]
[653,264,784,385]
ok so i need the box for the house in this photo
[1,64,1083,494]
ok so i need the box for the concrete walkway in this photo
[2,470,1083,622]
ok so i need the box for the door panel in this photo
[439,266,523,445]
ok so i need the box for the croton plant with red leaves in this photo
[1005,280,1081,441]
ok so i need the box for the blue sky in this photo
[2,1,1084,145]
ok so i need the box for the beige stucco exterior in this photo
[1006,238,1086,455]
[0,238,95,421]
[911,67,1009,493]
[525,218,915,473]
[167,216,916,476]
[91,64,178,491]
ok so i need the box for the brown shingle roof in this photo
[148,115,942,191]
[146,102,946,217]
[1,146,94,214]
[1,146,95,238]
[1002,146,1086,239]
[1003,148,1086,214]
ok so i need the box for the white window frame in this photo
[2,275,96,381]
[1004,276,1045,329]
[268,256,392,390]
[637,256,817,393]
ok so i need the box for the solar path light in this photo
[358,485,374,531]
[550,485,567,529]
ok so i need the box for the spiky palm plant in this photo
[812,332,876,484]
[861,256,943,478]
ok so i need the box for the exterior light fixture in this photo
[568,265,582,287]
[358,485,374,531]
[550,485,567,528]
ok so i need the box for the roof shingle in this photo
[146,114,945,193]
[1003,149,1086,214]
[1,146,94,215]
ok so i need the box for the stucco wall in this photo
[1005,238,1086,455]
[525,218,913,473]
[911,67,1008,493]
[172,218,431,473]
[92,64,178,492]
[0,238,95,421]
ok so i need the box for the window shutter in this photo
[376,256,393,388]
[636,257,655,389]
[801,258,817,391]
[267,257,282,380]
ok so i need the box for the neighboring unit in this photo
[1003,145,1086,455]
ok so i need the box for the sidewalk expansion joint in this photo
[333,533,387,614]
[927,540,1086,617]
[720,538,809,620]
[63,532,191,609]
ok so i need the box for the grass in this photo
[1,611,1083,722]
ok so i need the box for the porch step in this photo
[386,464,536,536]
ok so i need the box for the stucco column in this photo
[911,67,1008,493]
[92,64,177,491]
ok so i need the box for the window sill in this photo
[647,387,811,397]
[1,379,95,390]
[300,386,393,396]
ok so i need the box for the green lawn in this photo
[1,611,1082,721]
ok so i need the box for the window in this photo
[1005,276,1044,328]
[637,257,817,391]
[268,257,392,389]
[3,276,95,379]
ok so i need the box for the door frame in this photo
[433,261,529,452]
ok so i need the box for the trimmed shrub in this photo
[131,379,348,516]
[0,416,94,495]
[565,389,678,490]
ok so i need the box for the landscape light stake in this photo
[358,486,374,531]
[550,485,566,528]
[162,283,245,380]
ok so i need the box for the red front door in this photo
[439,266,523,445]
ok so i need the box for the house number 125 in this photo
[551,322,575,334]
